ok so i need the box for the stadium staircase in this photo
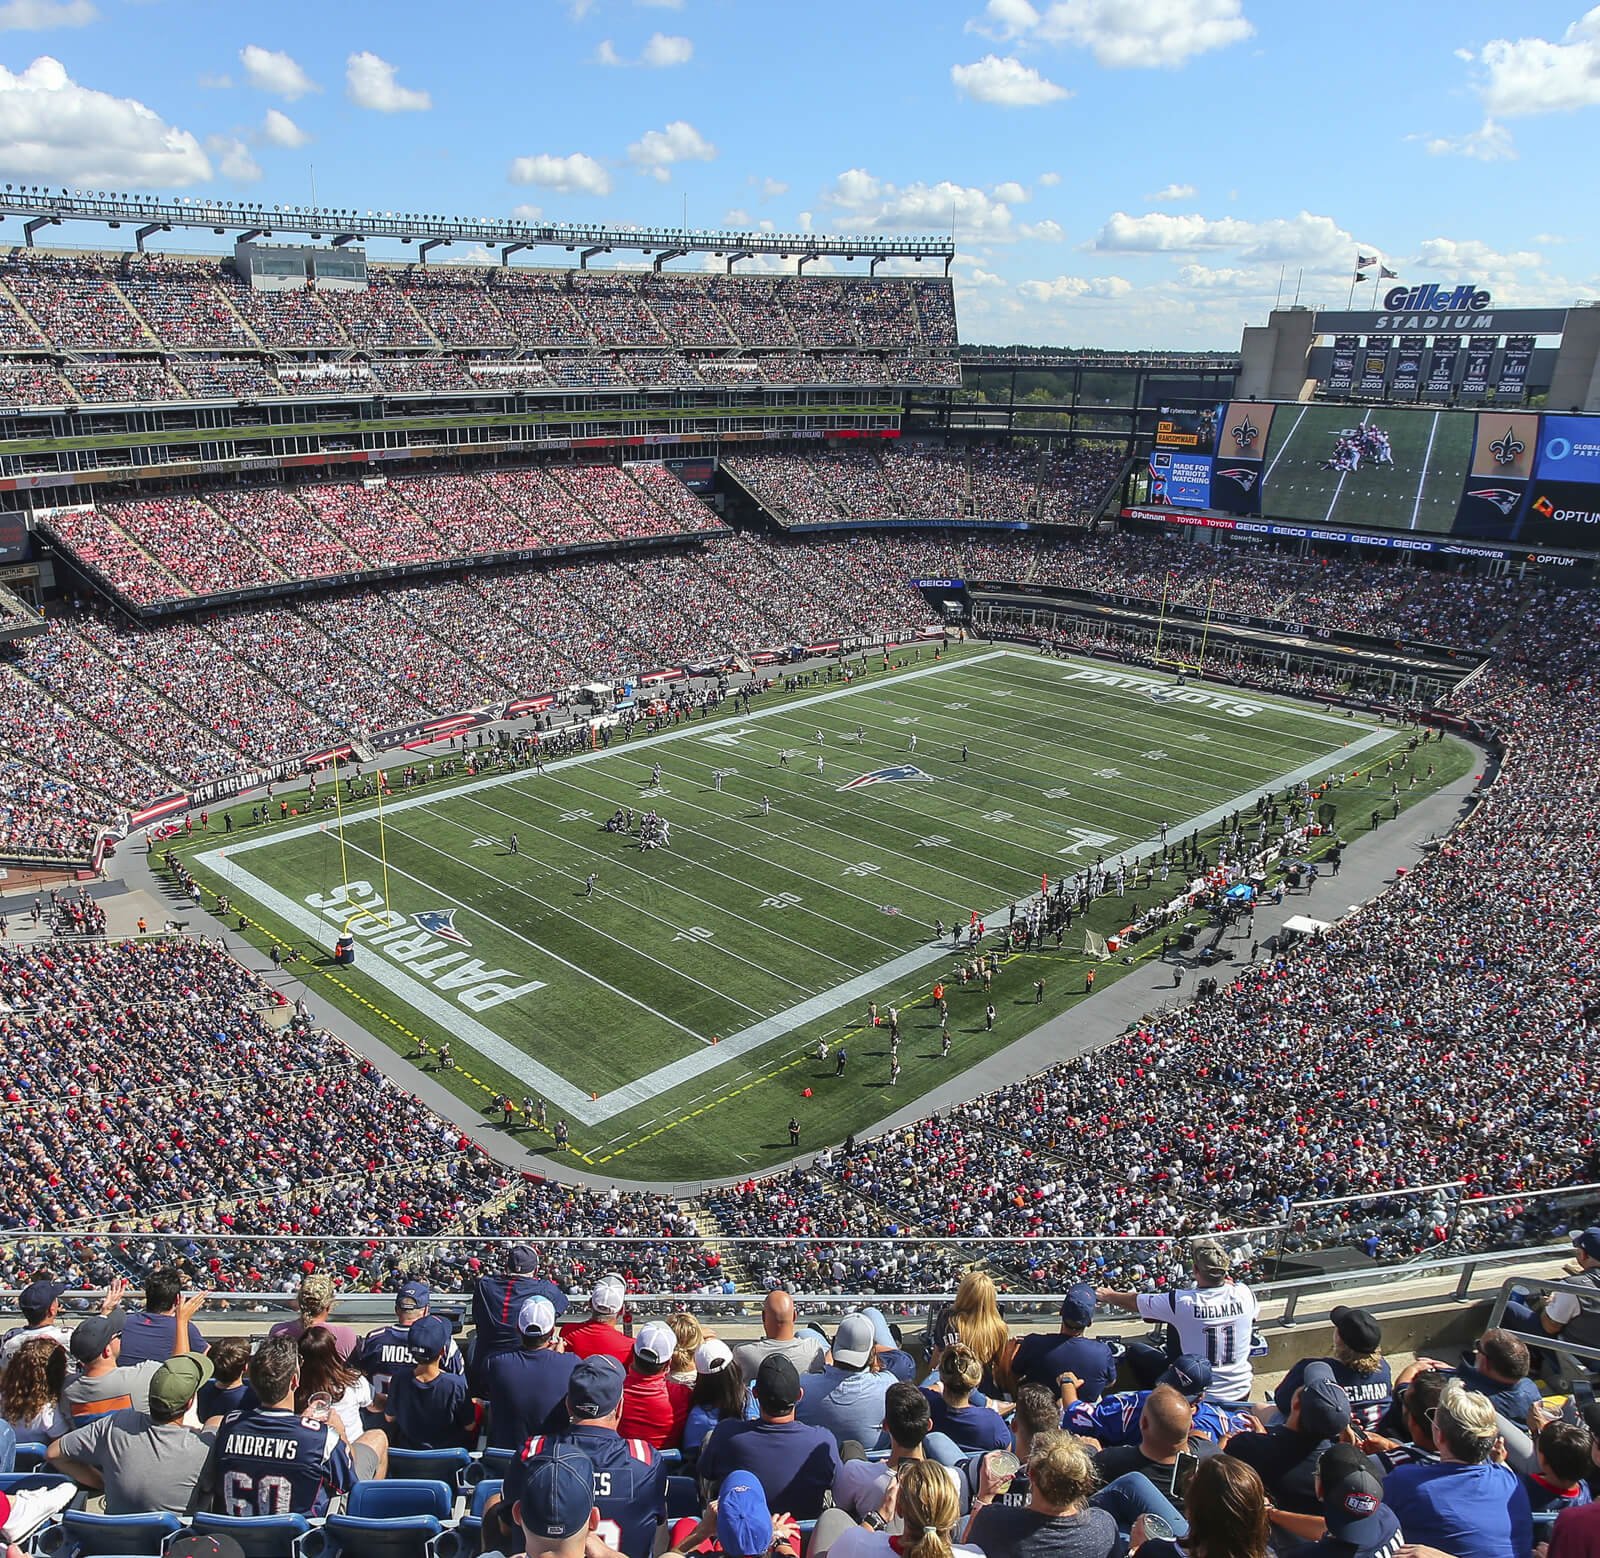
[682,1203,756,1290]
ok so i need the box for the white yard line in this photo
[1411,411,1440,530]
[1264,404,1309,485]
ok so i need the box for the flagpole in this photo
[1346,267,1358,309]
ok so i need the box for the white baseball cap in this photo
[694,1339,734,1375]
[633,1321,676,1366]
[518,1296,557,1337]
[590,1275,627,1315]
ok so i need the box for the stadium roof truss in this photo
[0,189,956,273]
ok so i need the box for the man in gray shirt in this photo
[732,1291,826,1382]
[796,1315,893,1450]
[49,1353,218,1515]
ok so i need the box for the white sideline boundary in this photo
[195,653,1392,1125]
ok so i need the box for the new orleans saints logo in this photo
[1229,415,1259,452]
[1488,426,1525,467]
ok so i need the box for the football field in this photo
[1261,404,1473,532]
[188,647,1456,1180]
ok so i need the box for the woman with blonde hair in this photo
[665,1312,703,1385]
[926,1270,1010,1395]
[968,1430,1118,1557]
[820,1457,980,1558]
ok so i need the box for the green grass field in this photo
[180,647,1470,1181]
[1262,405,1473,532]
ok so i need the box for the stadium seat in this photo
[345,1478,454,1522]
[469,1479,503,1518]
[666,1475,702,1520]
[386,1445,474,1488]
[0,1469,76,1495]
[316,1513,445,1558]
[47,1508,182,1556]
[454,1479,504,1558]
[187,1510,312,1557]
[13,1440,49,1470]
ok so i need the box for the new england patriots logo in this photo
[1467,487,1522,516]
[1215,467,1258,491]
[839,765,934,792]
[1489,426,1525,467]
[413,908,471,946]
[1229,416,1259,452]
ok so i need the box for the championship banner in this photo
[1327,335,1358,394]
[1391,336,1425,400]
[1451,410,1539,538]
[1357,336,1392,396]
[1423,335,1461,399]
[1208,401,1275,516]
[1460,340,1497,397]
[1494,335,1535,401]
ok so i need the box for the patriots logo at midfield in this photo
[1467,487,1522,516]
[1229,415,1259,452]
[413,908,471,946]
[1215,467,1258,491]
[1489,426,1526,467]
[839,764,933,792]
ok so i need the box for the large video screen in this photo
[1256,405,1474,534]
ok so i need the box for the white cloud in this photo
[1038,170,1061,186]
[198,71,233,89]
[723,207,750,225]
[1413,237,1544,283]
[512,202,543,221]
[1020,218,1065,242]
[205,133,261,182]
[261,107,311,147]
[345,51,431,112]
[1454,47,1475,62]
[992,180,1028,203]
[642,32,692,65]
[1018,272,1133,301]
[951,54,1069,105]
[1477,8,1600,116]
[823,167,1051,242]
[596,39,625,65]
[508,151,613,196]
[1088,207,1362,262]
[1424,118,1515,161]
[627,119,716,181]
[0,0,95,30]
[757,176,788,199]
[1147,181,1196,201]
[637,0,683,7]
[0,56,210,185]
[967,0,1252,67]
[239,43,317,101]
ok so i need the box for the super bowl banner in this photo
[1327,335,1358,394]
[1208,401,1275,516]
[1460,341,1496,397]
[1390,336,1425,400]
[1357,336,1393,396]
[1452,411,1539,538]
[1494,335,1535,401]
[1423,335,1461,399]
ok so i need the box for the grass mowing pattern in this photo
[178,647,1473,1181]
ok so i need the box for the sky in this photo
[0,0,1597,349]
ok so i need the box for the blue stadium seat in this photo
[469,1479,503,1518]
[345,1478,453,1522]
[54,1508,183,1555]
[187,1510,312,1557]
[473,1448,515,1481]
[319,1512,444,1558]
[666,1474,702,1520]
[0,1469,76,1495]
[13,1440,49,1471]
[386,1445,474,1488]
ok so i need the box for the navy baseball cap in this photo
[506,1245,540,1273]
[396,1281,430,1313]
[1574,1228,1600,1263]
[70,1310,125,1364]
[568,1354,626,1418]
[1319,1444,1392,1546]
[1060,1284,1096,1328]
[520,1445,596,1541]
[407,1315,452,1361]
[18,1278,69,1320]
[717,1474,774,1558]
[1159,1354,1213,1399]
[1298,1362,1354,1439]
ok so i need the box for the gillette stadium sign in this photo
[1315,285,1567,336]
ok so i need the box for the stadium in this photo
[0,18,1598,1554]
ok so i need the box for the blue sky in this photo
[0,0,1597,348]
